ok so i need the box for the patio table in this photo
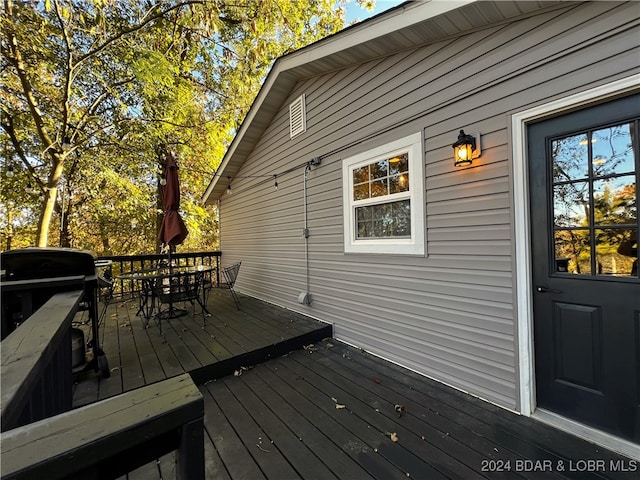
[116,266,212,328]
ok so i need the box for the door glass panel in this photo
[554,229,591,274]
[551,119,638,278]
[554,182,589,227]
[591,123,635,177]
[595,228,638,276]
[552,133,589,182]
[594,176,637,225]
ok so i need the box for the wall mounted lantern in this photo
[452,130,480,167]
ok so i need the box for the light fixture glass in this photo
[452,130,477,167]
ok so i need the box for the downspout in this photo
[298,158,321,305]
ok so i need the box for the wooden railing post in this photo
[177,417,205,480]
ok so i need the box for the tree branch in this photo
[75,0,212,67]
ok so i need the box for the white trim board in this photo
[510,74,640,454]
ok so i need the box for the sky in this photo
[344,0,407,25]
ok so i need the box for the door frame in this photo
[510,74,640,458]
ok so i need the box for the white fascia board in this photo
[288,1,476,68]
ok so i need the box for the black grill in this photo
[1,247,110,376]
[2,247,97,281]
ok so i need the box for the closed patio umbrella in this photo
[158,149,188,252]
[156,148,189,320]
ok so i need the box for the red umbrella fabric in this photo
[158,150,188,247]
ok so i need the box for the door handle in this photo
[536,286,562,293]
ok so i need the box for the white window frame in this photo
[342,132,425,255]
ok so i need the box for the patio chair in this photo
[155,270,206,333]
[221,262,241,309]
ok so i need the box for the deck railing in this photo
[0,288,205,479]
[1,289,82,431]
[98,250,221,298]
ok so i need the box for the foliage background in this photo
[1,0,372,255]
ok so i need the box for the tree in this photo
[1,0,368,253]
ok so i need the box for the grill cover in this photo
[1,247,96,281]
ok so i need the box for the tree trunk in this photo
[36,187,57,247]
[35,157,65,247]
[60,203,72,248]
[6,210,14,250]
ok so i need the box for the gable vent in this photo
[289,94,306,138]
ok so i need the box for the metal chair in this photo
[221,262,241,309]
[155,270,207,333]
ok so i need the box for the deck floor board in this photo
[70,289,636,480]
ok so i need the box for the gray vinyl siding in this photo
[219,2,640,409]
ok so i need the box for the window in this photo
[342,132,425,254]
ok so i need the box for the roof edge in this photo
[202,0,478,204]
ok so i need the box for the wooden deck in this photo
[72,288,331,407]
[72,290,637,480]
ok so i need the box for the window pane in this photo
[592,123,635,177]
[390,173,409,194]
[552,133,589,182]
[392,200,411,236]
[555,229,591,274]
[595,228,638,276]
[389,154,408,176]
[371,179,388,197]
[356,205,372,238]
[355,200,411,239]
[371,160,388,179]
[353,165,369,184]
[353,183,369,201]
[554,182,589,227]
[594,176,637,226]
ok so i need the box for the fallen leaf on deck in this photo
[388,432,398,442]
[331,397,338,403]
[234,369,242,377]
[395,404,406,417]
[335,404,346,409]
[256,443,270,453]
